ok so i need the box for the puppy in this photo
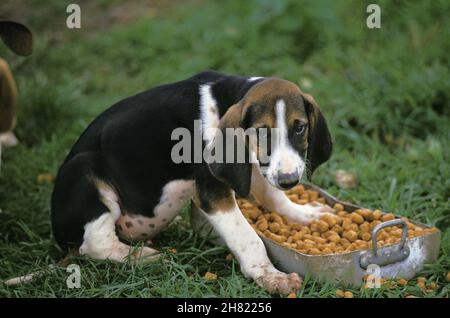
[51,70,332,294]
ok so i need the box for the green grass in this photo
[0,0,449,298]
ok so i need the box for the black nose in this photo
[277,171,299,189]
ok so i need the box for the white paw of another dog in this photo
[0,132,18,147]
[256,270,302,295]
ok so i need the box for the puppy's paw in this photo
[287,202,335,224]
[256,271,302,295]
[305,202,335,216]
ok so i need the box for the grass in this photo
[0,0,449,298]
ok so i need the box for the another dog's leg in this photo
[251,165,333,224]
[0,58,17,134]
[79,180,159,263]
[200,194,301,295]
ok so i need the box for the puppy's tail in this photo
[3,265,56,286]
[3,250,78,286]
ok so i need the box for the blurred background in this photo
[0,0,448,297]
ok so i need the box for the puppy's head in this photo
[207,78,332,196]
[241,78,333,189]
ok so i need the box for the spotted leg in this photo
[115,180,195,242]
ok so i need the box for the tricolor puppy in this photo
[51,70,332,295]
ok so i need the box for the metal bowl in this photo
[189,183,441,287]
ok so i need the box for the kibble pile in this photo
[238,185,438,255]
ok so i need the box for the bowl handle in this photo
[359,219,410,269]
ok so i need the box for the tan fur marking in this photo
[241,78,301,115]
[218,103,242,129]
[192,188,235,213]
[210,195,236,212]
[0,58,18,133]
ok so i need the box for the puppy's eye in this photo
[294,121,306,135]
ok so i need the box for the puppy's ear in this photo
[206,104,252,198]
[302,93,332,179]
[0,21,33,56]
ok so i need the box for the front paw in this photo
[256,271,302,295]
[287,202,335,224]
[305,202,334,215]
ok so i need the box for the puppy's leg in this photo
[51,152,158,263]
[251,165,333,224]
[116,180,195,242]
[198,192,301,295]
[79,180,159,263]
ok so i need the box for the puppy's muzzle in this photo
[277,171,299,189]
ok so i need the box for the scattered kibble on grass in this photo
[344,291,353,298]
[417,281,426,290]
[168,248,177,254]
[446,272,450,282]
[397,278,408,286]
[335,289,345,298]
[204,272,217,281]
[385,280,397,289]
[37,173,54,184]
[287,292,297,298]
[417,277,426,283]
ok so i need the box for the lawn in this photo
[0,0,448,298]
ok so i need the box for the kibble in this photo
[204,272,218,281]
[239,184,438,256]
[335,289,345,298]
[397,278,408,286]
[417,281,426,290]
[343,291,353,298]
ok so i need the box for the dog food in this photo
[204,272,218,281]
[335,289,353,298]
[238,185,439,255]
[397,278,408,286]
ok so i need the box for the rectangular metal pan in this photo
[189,182,441,287]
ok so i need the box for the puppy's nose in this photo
[277,171,299,189]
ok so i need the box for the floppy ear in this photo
[302,93,333,179]
[206,104,252,198]
[0,21,33,56]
